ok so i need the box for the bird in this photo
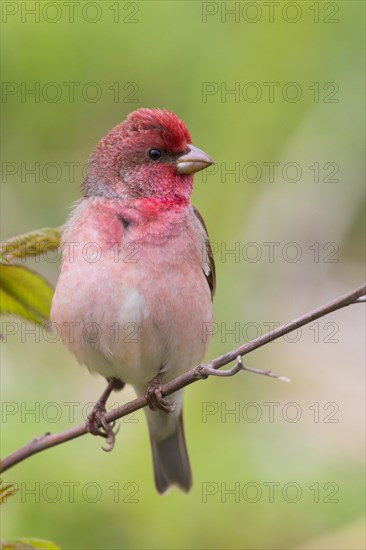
[51,108,216,493]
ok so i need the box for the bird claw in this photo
[145,377,175,413]
[86,404,119,452]
[85,377,124,452]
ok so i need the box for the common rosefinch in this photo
[51,108,215,493]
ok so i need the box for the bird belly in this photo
[51,247,213,388]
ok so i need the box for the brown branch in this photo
[1,283,365,474]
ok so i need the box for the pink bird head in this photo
[83,108,214,201]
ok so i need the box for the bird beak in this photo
[176,145,215,175]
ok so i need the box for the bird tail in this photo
[149,411,192,494]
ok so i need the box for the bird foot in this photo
[86,403,119,452]
[86,377,123,452]
[145,375,175,413]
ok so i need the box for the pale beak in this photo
[176,144,214,175]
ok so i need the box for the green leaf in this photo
[0,227,62,261]
[0,538,61,549]
[0,263,54,326]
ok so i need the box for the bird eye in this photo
[148,149,162,161]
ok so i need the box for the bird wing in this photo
[193,206,216,300]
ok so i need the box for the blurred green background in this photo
[1,1,365,549]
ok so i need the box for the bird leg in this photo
[145,373,175,413]
[86,377,125,452]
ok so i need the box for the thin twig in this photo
[198,356,290,381]
[1,283,365,474]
